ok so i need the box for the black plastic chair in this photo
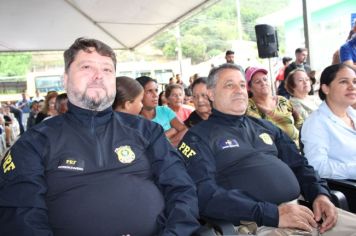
[326,179,356,213]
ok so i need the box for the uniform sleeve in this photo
[177,131,279,227]
[301,115,356,179]
[145,124,200,236]
[269,120,331,202]
[0,131,53,236]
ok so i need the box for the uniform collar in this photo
[67,102,113,127]
[210,108,246,126]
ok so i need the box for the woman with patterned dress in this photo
[245,67,303,147]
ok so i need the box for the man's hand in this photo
[278,203,318,232]
[312,195,338,233]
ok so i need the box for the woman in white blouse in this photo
[301,64,356,179]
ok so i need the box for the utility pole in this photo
[302,0,312,67]
[175,24,183,77]
[236,0,242,41]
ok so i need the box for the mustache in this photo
[231,95,246,99]
[87,81,105,88]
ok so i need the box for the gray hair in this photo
[207,63,245,89]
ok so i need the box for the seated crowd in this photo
[0,37,356,236]
[0,91,68,156]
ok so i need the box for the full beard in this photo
[69,87,115,111]
[82,92,113,111]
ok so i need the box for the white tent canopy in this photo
[0,0,218,52]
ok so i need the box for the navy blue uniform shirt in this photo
[0,102,199,236]
[178,109,330,227]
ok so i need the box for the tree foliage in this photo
[152,0,289,64]
[0,53,32,77]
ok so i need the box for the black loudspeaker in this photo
[255,24,279,58]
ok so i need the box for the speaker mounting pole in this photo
[255,24,279,96]
[268,58,275,96]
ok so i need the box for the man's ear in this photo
[207,89,214,102]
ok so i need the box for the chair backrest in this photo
[329,190,350,211]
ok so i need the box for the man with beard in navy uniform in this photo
[0,38,199,236]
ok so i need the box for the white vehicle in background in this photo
[0,71,65,103]
[0,76,26,102]
[116,59,193,87]
[26,71,65,98]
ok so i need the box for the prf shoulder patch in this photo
[2,151,16,174]
[259,133,273,145]
[178,142,196,159]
